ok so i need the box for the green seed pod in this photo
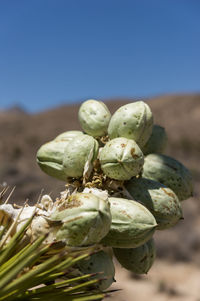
[77,250,115,290]
[142,125,168,155]
[78,99,111,137]
[142,154,193,201]
[108,101,153,147]
[113,238,156,274]
[125,177,183,230]
[63,135,99,178]
[101,197,157,248]
[55,130,84,141]
[50,193,111,246]
[37,140,69,181]
[99,137,144,180]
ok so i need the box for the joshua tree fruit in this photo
[99,137,144,180]
[125,177,183,230]
[50,193,111,246]
[142,153,193,201]
[78,99,111,137]
[77,250,115,290]
[63,134,99,178]
[142,124,168,155]
[101,197,157,248]
[37,140,69,181]
[108,101,153,147]
[113,238,156,274]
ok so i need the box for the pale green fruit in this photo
[78,99,111,137]
[63,135,99,178]
[113,238,156,274]
[125,177,183,230]
[37,140,69,181]
[101,197,157,248]
[108,101,153,147]
[77,250,115,290]
[99,137,144,180]
[50,193,111,246]
[55,130,84,141]
[142,125,168,155]
[142,154,193,201]
[37,140,68,164]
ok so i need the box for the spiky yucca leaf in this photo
[0,189,105,301]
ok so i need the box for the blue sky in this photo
[0,0,200,112]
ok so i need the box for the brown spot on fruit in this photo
[131,147,135,154]
[121,143,126,148]
[140,255,147,263]
[161,188,175,198]
[120,210,131,219]
[131,148,139,159]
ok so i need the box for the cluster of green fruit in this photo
[36,99,193,290]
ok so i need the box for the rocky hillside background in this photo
[0,94,200,263]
